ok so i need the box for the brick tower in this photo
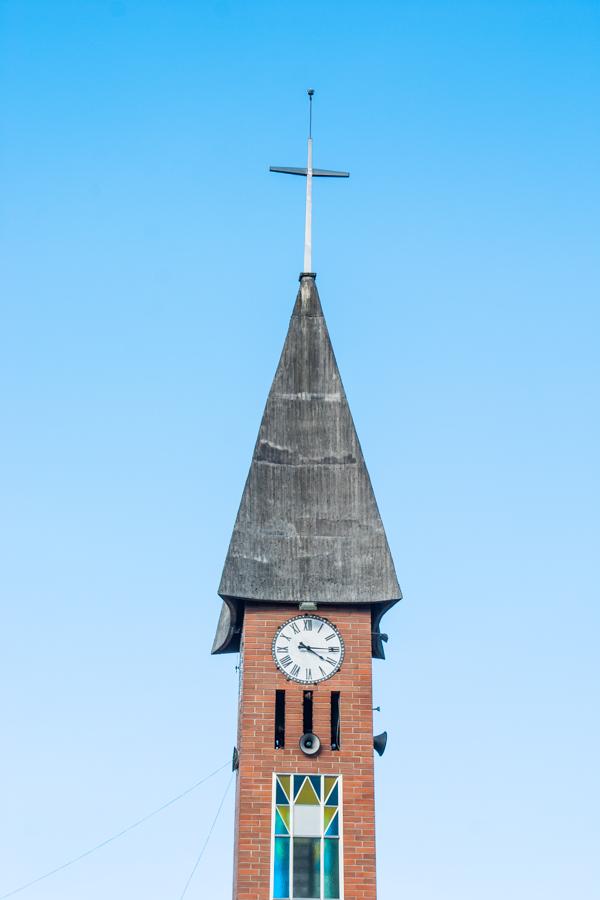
[212,270,401,900]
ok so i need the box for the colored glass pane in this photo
[323,805,337,831]
[327,804,340,827]
[275,809,289,835]
[324,838,340,898]
[326,783,338,806]
[293,837,320,898]
[324,776,337,801]
[276,782,289,806]
[273,836,290,898]
[277,805,290,831]
[278,775,291,801]
[294,774,305,798]
[325,810,339,837]
[296,778,319,805]
[308,775,321,799]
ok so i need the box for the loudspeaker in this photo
[373,731,388,757]
[299,732,321,756]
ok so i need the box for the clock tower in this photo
[213,274,401,900]
[212,94,401,900]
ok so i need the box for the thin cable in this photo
[178,771,235,899]
[0,761,230,900]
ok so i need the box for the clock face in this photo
[272,615,345,684]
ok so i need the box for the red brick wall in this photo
[233,603,377,900]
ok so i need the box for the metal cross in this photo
[270,89,349,274]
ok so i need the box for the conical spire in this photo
[213,276,401,656]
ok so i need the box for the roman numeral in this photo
[280,655,293,668]
[319,666,327,677]
[303,619,313,631]
[328,647,340,653]
[291,622,300,634]
[291,664,300,677]
[306,668,312,681]
[317,622,324,633]
[325,633,336,641]
[276,645,289,654]
[326,658,336,666]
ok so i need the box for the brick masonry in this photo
[233,603,378,900]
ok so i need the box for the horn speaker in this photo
[299,732,321,756]
[373,731,388,757]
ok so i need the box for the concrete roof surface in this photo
[213,275,400,653]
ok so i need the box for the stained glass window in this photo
[323,839,340,899]
[293,837,320,897]
[272,774,342,899]
[274,836,290,898]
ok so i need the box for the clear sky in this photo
[1,1,599,898]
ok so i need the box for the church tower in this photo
[212,93,401,900]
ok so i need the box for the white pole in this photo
[304,137,313,272]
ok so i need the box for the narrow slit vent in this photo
[303,690,313,735]
[275,690,286,749]
[331,691,341,750]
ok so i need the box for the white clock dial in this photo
[272,615,345,684]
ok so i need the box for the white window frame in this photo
[269,773,345,900]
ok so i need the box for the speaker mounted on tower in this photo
[299,732,321,756]
[373,731,388,757]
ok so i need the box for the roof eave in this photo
[211,593,402,656]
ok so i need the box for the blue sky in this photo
[1,1,599,898]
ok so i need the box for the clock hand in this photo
[298,641,327,663]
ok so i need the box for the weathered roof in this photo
[213,275,401,654]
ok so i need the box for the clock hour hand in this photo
[298,641,327,662]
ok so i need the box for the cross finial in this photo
[270,90,349,277]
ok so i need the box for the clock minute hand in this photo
[298,641,327,663]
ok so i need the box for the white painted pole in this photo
[304,137,313,272]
